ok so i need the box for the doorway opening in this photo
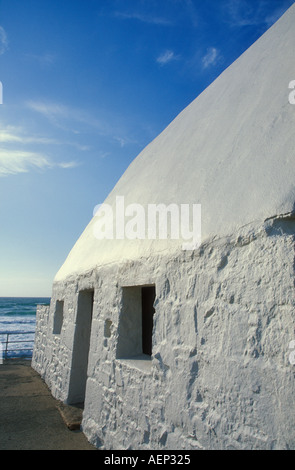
[67,289,94,405]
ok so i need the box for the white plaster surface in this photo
[33,218,295,449]
[54,3,295,282]
[32,4,295,450]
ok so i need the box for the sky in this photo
[0,0,294,297]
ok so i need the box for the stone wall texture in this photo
[32,216,295,450]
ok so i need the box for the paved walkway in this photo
[0,360,96,450]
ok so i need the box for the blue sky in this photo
[0,0,294,297]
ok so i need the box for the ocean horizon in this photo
[0,296,51,359]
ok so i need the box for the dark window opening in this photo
[142,286,156,356]
[116,285,156,359]
[53,300,64,335]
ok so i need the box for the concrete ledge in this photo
[57,402,84,431]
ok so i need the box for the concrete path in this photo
[0,359,96,450]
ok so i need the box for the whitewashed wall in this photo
[32,216,295,450]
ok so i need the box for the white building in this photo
[33,4,295,450]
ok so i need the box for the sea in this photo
[0,297,50,360]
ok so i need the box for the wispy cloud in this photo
[26,100,110,135]
[0,125,89,151]
[0,149,51,176]
[224,0,292,28]
[26,101,72,122]
[23,52,57,68]
[0,148,79,177]
[202,47,220,69]
[183,0,199,27]
[0,124,80,176]
[56,161,80,169]
[156,50,178,66]
[264,4,293,27]
[26,99,138,148]
[114,11,172,26]
[0,26,8,55]
[0,128,58,145]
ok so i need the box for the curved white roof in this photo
[55,4,295,282]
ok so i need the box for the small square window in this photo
[116,285,156,359]
[53,300,64,335]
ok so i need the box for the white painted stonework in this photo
[33,5,295,450]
